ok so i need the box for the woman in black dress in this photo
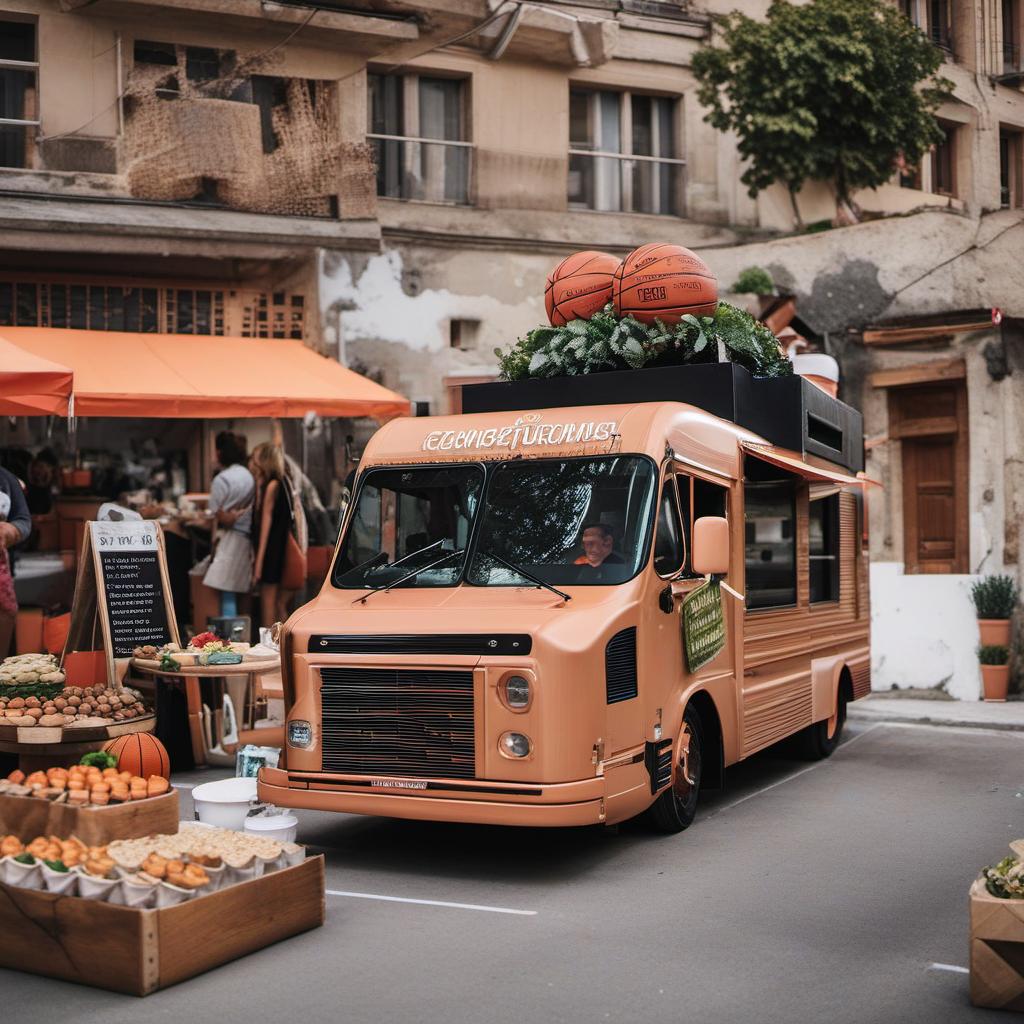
[250,442,300,630]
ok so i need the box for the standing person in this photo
[203,431,255,618]
[250,442,306,630]
[0,465,32,659]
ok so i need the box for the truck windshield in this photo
[333,465,483,589]
[467,456,656,587]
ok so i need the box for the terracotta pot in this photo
[981,664,1010,702]
[979,619,1012,647]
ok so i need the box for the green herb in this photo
[80,750,118,770]
[13,852,35,865]
[978,645,1010,666]
[0,682,63,701]
[159,653,180,673]
[44,858,68,873]
[970,575,1020,620]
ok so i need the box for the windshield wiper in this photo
[476,549,571,603]
[353,548,465,605]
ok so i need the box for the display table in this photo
[0,715,157,773]
[131,658,279,767]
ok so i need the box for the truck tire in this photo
[646,704,703,834]
[794,689,847,760]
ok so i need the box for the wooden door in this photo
[902,435,962,573]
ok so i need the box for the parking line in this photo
[707,723,884,818]
[927,962,969,974]
[326,889,537,916]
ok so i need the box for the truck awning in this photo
[741,442,879,486]
[0,335,73,416]
[0,327,409,420]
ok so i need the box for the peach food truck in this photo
[259,362,871,833]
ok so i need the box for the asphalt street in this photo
[5,720,1023,1024]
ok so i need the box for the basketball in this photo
[545,250,621,326]
[105,732,171,780]
[612,243,718,325]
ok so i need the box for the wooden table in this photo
[131,658,279,767]
[0,715,157,773]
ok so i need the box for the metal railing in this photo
[568,148,686,217]
[368,133,473,205]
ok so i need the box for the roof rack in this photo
[462,362,864,474]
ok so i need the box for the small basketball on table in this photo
[545,250,621,326]
[105,731,171,780]
[612,242,718,325]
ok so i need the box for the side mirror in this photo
[692,516,730,576]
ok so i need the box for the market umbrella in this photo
[0,333,73,416]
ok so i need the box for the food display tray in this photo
[0,713,156,749]
[0,788,179,847]
[0,855,324,995]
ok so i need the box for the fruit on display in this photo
[104,732,171,780]
[0,764,171,804]
[0,656,149,729]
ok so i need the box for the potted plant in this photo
[970,574,1019,648]
[978,645,1010,702]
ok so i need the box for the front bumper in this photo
[258,766,607,827]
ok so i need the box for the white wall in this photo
[870,562,983,700]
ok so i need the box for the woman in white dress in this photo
[202,432,255,617]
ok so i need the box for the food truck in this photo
[258,363,871,833]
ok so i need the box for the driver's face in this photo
[581,528,613,567]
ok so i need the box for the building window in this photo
[931,121,957,196]
[568,88,683,216]
[0,19,37,170]
[809,492,840,604]
[900,0,920,24]
[449,318,479,351]
[927,0,952,50]
[887,376,968,574]
[744,462,797,610]
[368,72,470,204]
[1000,128,1023,208]
[1003,0,1021,72]
[653,475,686,577]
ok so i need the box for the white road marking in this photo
[927,963,969,974]
[707,723,884,818]
[326,889,537,916]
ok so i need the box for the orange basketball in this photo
[545,250,621,327]
[612,242,718,325]
[104,732,171,780]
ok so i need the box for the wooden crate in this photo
[0,855,324,995]
[0,789,179,846]
[970,878,1024,1011]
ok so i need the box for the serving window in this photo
[808,488,841,604]
[743,458,798,610]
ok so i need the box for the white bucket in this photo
[244,812,298,844]
[191,776,258,830]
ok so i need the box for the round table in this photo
[0,715,156,772]
[130,657,279,767]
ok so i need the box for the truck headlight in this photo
[503,675,531,709]
[287,720,312,748]
[499,732,531,758]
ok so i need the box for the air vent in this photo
[644,738,673,794]
[310,634,531,656]
[605,627,638,704]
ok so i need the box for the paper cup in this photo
[2,856,43,890]
[40,862,78,896]
[76,871,120,901]
[113,876,158,908]
[154,881,197,908]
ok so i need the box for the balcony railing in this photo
[369,134,472,205]
[568,149,686,217]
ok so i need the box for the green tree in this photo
[692,0,952,227]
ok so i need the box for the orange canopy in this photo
[0,327,409,420]
[0,335,73,416]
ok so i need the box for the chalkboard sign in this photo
[93,522,173,657]
[64,520,181,685]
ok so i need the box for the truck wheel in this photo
[794,689,847,760]
[646,705,703,834]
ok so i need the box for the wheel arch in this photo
[685,689,724,791]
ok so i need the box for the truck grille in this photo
[319,667,475,779]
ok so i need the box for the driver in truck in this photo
[575,523,624,581]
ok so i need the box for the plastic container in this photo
[190,776,258,829]
[244,812,298,845]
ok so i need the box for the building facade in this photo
[1,0,1022,693]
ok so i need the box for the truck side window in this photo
[809,489,841,603]
[744,459,797,610]
[653,475,686,577]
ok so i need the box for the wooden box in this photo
[970,878,1024,1011]
[0,855,324,995]
[0,788,179,846]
